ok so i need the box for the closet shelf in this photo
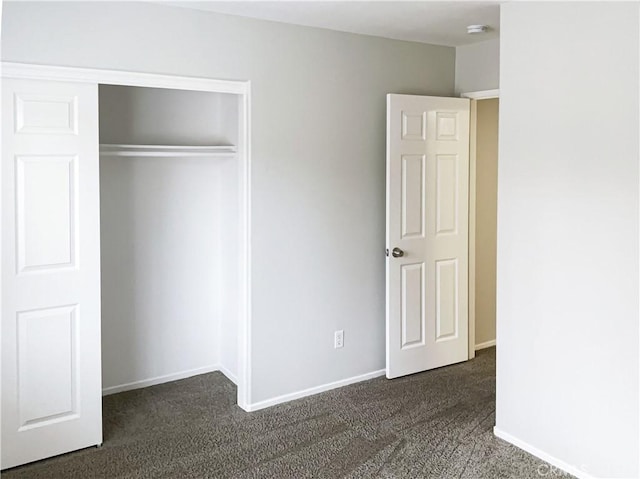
[99,144,237,158]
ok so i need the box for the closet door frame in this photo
[0,62,253,411]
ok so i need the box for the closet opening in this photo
[0,66,251,468]
[98,84,243,403]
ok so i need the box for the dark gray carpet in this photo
[4,348,561,478]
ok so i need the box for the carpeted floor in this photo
[4,348,561,478]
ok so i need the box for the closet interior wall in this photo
[98,85,240,393]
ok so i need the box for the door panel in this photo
[400,263,425,349]
[435,258,458,341]
[18,305,79,429]
[386,94,469,379]
[401,154,426,239]
[2,78,102,469]
[17,154,77,272]
[435,154,459,235]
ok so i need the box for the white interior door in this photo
[1,78,102,468]
[386,94,470,379]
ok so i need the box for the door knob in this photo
[391,247,404,258]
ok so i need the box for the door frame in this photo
[460,88,499,360]
[0,62,253,411]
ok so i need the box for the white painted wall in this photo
[99,85,239,390]
[1,2,455,405]
[455,38,499,95]
[496,3,639,478]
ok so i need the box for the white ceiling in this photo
[163,1,500,47]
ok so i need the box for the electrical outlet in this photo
[334,330,344,349]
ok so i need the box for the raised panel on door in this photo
[401,111,426,141]
[15,94,78,135]
[16,155,78,273]
[400,263,426,349]
[17,305,79,430]
[386,94,469,379]
[435,259,459,341]
[2,78,102,469]
[401,154,426,239]
[435,154,459,236]
[435,112,459,141]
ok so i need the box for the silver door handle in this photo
[392,247,404,258]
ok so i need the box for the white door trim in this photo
[468,99,478,360]
[465,90,499,359]
[460,89,500,100]
[1,62,247,95]
[1,61,253,411]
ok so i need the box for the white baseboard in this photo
[494,427,594,479]
[245,369,386,412]
[217,364,238,385]
[475,339,496,351]
[102,364,222,396]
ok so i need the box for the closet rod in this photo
[100,144,237,158]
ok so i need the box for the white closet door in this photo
[1,78,102,468]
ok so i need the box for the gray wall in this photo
[2,2,456,404]
[497,3,638,477]
[455,38,499,95]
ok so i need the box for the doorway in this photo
[467,93,499,359]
